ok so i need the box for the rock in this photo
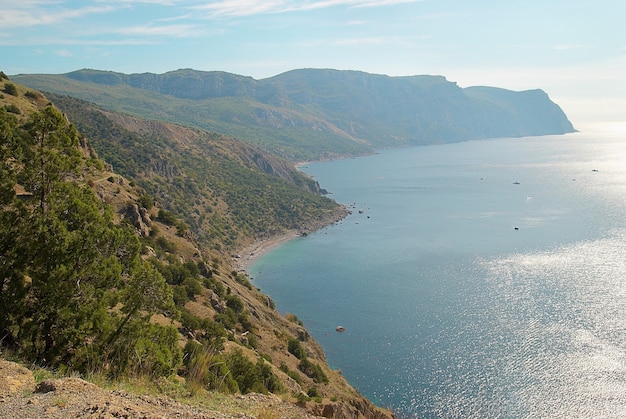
[0,359,35,396]
[209,290,227,313]
[123,203,151,237]
[144,245,157,258]
[321,403,335,418]
[36,377,99,394]
[139,206,153,227]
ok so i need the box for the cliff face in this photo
[14,68,575,162]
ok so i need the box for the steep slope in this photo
[1,78,391,418]
[13,68,575,162]
[43,93,343,252]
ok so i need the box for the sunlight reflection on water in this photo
[477,232,626,418]
[254,131,626,418]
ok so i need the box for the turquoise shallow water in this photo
[251,131,626,418]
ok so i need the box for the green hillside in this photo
[0,76,390,419]
[43,92,344,252]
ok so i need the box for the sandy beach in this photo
[234,231,302,273]
[234,205,350,273]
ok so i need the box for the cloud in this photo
[55,49,73,57]
[116,23,205,38]
[192,0,421,18]
[0,2,116,28]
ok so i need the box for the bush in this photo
[25,90,40,100]
[5,104,20,114]
[157,209,178,226]
[225,295,244,314]
[183,277,202,299]
[279,363,303,384]
[155,236,176,253]
[298,358,329,384]
[176,221,188,236]
[184,343,239,395]
[225,350,283,394]
[214,308,237,330]
[3,82,17,96]
[137,194,154,210]
[287,337,306,360]
[172,285,189,307]
[307,387,320,398]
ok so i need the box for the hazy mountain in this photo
[14,68,575,162]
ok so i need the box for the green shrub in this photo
[246,333,258,349]
[307,387,320,397]
[25,90,40,100]
[3,82,17,96]
[176,221,188,236]
[155,236,176,253]
[183,277,202,299]
[279,363,303,384]
[4,104,20,114]
[137,194,154,210]
[214,308,238,330]
[225,350,283,394]
[184,343,238,395]
[298,359,329,384]
[157,209,178,226]
[179,308,201,330]
[172,285,189,307]
[287,337,306,360]
[225,295,244,314]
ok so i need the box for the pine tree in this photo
[1,105,180,375]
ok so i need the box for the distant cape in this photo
[14,68,575,161]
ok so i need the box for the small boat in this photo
[513,181,520,185]
[335,326,346,332]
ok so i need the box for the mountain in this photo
[13,68,575,162]
[42,92,343,252]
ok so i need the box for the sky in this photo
[1,0,625,129]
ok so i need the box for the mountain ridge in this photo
[13,68,575,162]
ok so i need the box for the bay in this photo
[250,130,626,418]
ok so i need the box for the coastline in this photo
[235,230,302,272]
[234,205,350,273]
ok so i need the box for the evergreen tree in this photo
[21,106,82,214]
[0,109,27,345]
[1,105,180,376]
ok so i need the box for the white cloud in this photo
[192,0,421,18]
[0,2,116,28]
[117,23,205,38]
[55,49,73,57]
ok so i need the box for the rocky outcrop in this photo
[123,203,153,237]
[234,142,324,193]
[309,398,394,419]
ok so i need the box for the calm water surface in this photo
[250,130,626,418]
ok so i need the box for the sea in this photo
[250,126,626,418]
